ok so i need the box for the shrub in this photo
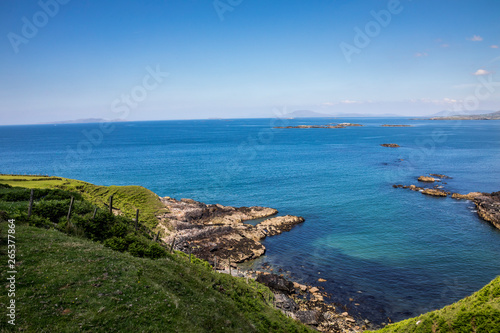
[145,243,167,259]
[104,237,128,252]
[129,242,147,257]
[28,215,52,228]
[32,200,70,223]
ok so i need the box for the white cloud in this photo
[491,45,499,49]
[415,52,428,57]
[467,35,483,42]
[417,98,459,105]
[340,100,362,104]
[473,69,491,76]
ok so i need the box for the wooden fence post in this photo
[27,189,34,219]
[108,195,113,214]
[228,257,231,276]
[169,237,176,253]
[153,230,160,242]
[188,245,192,263]
[214,256,217,271]
[135,209,139,231]
[92,207,98,219]
[66,196,74,221]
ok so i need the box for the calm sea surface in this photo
[1,118,500,323]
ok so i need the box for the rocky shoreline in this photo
[154,197,372,332]
[157,197,305,263]
[392,174,500,230]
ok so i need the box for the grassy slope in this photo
[0,175,167,229]
[0,222,313,333]
[371,277,500,333]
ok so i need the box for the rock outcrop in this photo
[380,143,400,148]
[418,176,436,182]
[159,197,304,263]
[452,192,483,200]
[474,192,500,230]
[422,188,448,197]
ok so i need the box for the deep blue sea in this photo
[1,117,500,324]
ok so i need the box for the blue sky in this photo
[1,0,499,124]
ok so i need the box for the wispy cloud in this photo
[340,100,362,104]
[491,45,499,49]
[415,52,428,57]
[467,35,483,42]
[473,69,491,76]
[414,98,459,105]
[441,43,450,48]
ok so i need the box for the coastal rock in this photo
[256,273,295,294]
[452,192,483,200]
[418,176,436,182]
[430,173,452,179]
[422,189,448,197]
[380,143,400,148]
[274,293,298,312]
[474,192,500,230]
[295,310,320,325]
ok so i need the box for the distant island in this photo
[40,118,127,124]
[427,110,500,120]
[275,123,363,129]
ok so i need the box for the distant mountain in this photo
[41,118,127,124]
[283,110,335,118]
[283,110,403,118]
[428,109,496,117]
[428,110,500,120]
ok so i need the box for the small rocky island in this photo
[275,123,363,129]
[380,143,400,148]
[393,174,500,230]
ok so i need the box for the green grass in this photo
[371,276,500,333]
[0,222,314,332]
[0,175,167,229]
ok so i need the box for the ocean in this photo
[1,117,500,324]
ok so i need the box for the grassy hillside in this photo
[0,175,167,229]
[0,222,314,332]
[371,277,500,333]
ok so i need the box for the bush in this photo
[68,210,115,241]
[32,200,70,223]
[145,243,167,259]
[28,215,52,228]
[129,242,147,257]
[110,222,129,238]
[104,237,128,252]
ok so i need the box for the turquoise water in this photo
[1,118,500,323]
